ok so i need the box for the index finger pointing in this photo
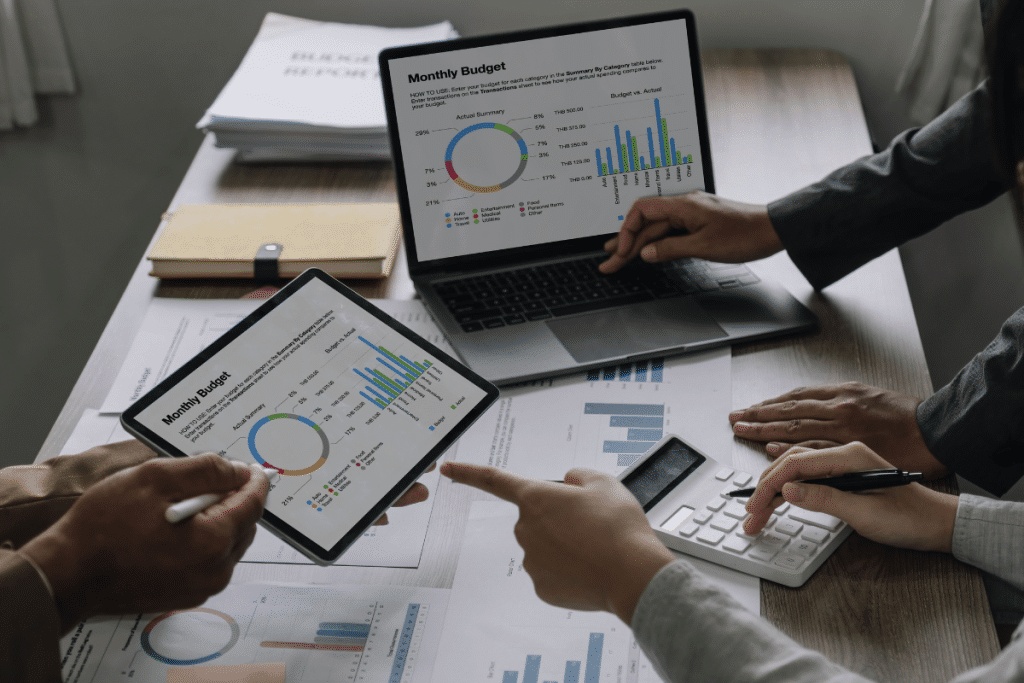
[440,462,530,503]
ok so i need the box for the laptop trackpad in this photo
[545,299,727,363]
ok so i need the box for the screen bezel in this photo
[620,436,706,512]
[379,9,715,277]
[121,268,499,564]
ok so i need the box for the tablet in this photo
[122,269,498,565]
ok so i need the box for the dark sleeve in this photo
[918,307,1024,496]
[0,440,156,548]
[0,550,63,683]
[767,81,1010,290]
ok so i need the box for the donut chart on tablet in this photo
[445,122,528,193]
[248,413,329,476]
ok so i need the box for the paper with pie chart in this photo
[133,277,488,551]
[59,582,448,683]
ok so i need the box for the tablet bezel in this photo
[121,268,499,565]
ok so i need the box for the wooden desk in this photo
[38,48,998,682]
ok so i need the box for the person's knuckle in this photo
[785,419,802,434]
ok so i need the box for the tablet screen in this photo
[128,273,493,556]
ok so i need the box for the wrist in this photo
[21,523,94,633]
[920,489,959,553]
[605,537,675,626]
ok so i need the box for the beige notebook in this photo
[148,203,402,279]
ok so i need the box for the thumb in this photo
[782,482,871,528]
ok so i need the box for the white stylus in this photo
[165,467,280,524]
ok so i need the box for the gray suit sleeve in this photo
[766,81,1009,291]
[632,557,1024,683]
[952,494,1024,590]
[917,306,1024,496]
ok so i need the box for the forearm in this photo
[0,440,156,548]
[769,81,1008,290]
[951,495,1024,591]
[917,306,1024,496]
[0,549,63,683]
[632,560,869,683]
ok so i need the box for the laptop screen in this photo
[381,12,711,269]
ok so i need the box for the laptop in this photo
[379,10,816,385]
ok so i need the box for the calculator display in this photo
[622,438,705,511]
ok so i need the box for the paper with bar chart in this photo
[133,277,489,552]
[59,583,448,683]
[455,347,731,480]
[386,16,706,261]
[431,502,757,683]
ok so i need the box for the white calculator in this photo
[618,434,852,587]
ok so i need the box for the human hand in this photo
[729,382,949,479]
[742,442,958,553]
[21,454,269,633]
[598,192,782,274]
[440,462,674,625]
[374,462,436,525]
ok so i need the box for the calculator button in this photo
[693,510,713,524]
[722,502,749,520]
[773,520,804,537]
[720,486,737,499]
[710,517,738,533]
[774,554,806,571]
[678,522,700,538]
[787,509,843,532]
[696,528,725,545]
[759,531,788,547]
[732,473,753,487]
[748,545,779,562]
[706,498,726,512]
[790,540,819,557]
[762,516,775,529]
[723,536,751,553]
[715,468,735,481]
[801,527,831,544]
[736,530,761,542]
[772,502,790,516]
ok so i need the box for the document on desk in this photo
[60,582,448,683]
[100,298,263,414]
[457,348,732,479]
[430,502,758,683]
[61,409,441,569]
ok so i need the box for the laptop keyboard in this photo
[432,255,760,333]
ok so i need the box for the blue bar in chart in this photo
[585,403,663,416]
[634,360,648,382]
[602,367,615,381]
[610,415,663,428]
[586,368,600,381]
[617,364,631,381]
[388,604,420,683]
[647,127,655,167]
[628,428,663,441]
[603,441,652,453]
[359,391,386,409]
[595,149,603,176]
[565,661,581,683]
[640,155,645,170]
[626,129,635,171]
[606,147,613,174]
[670,137,677,166]
[524,655,542,683]
[355,336,435,408]
[584,633,603,683]
[651,358,664,382]
[503,672,519,683]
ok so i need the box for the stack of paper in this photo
[196,13,457,161]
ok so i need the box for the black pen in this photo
[727,468,924,498]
